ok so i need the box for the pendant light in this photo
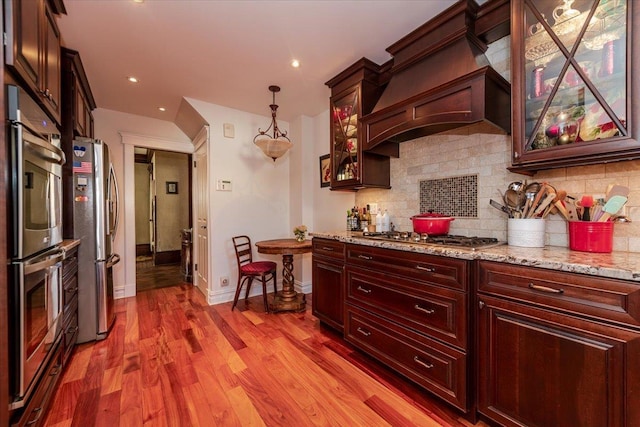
[253,85,293,161]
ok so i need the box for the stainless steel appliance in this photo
[72,138,120,343]
[8,84,64,259]
[7,84,66,409]
[10,248,64,409]
[361,231,503,250]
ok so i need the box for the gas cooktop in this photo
[360,231,504,250]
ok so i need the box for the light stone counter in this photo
[311,231,640,283]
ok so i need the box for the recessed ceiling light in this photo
[158,107,166,112]
[291,59,300,68]
[127,76,139,83]
[133,0,144,3]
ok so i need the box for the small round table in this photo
[255,238,312,312]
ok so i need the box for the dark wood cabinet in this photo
[61,48,95,239]
[344,244,473,413]
[61,47,96,139]
[311,238,345,332]
[5,0,63,125]
[510,0,640,174]
[61,245,79,364]
[325,59,394,191]
[477,260,640,427]
[11,342,63,427]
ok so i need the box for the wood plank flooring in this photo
[44,284,487,426]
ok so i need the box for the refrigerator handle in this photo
[109,163,120,238]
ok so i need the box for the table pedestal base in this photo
[269,253,306,312]
[269,292,306,313]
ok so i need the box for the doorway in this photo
[134,147,192,292]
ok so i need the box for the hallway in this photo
[136,259,184,292]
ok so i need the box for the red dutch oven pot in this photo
[410,213,455,235]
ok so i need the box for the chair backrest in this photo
[232,235,253,269]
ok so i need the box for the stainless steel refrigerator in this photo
[72,138,120,343]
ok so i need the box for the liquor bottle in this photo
[360,206,369,230]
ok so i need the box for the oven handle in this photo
[22,130,65,166]
[23,251,64,275]
[106,253,121,268]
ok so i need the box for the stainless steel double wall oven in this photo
[7,84,66,409]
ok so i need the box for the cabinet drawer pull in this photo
[528,283,564,294]
[356,327,371,337]
[416,265,435,272]
[67,325,79,334]
[358,254,373,260]
[25,407,43,425]
[321,246,334,251]
[414,304,434,315]
[413,356,434,369]
[356,286,372,294]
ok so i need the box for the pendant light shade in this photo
[254,85,292,161]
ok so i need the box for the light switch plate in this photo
[216,179,232,191]
[223,123,235,138]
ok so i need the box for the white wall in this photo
[184,98,293,304]
[93,99,356,303]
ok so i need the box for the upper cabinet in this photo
[5,0,65,126]
[61,48,96,139]
[510,0,639,174]
[325,59,394,191]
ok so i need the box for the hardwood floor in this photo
[43,284,487,426]
[136,261,183,292]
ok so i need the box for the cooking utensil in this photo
[490,199,511,216]
[532,191,557,217]
[527,184,549,218]
[552,190,570,220]
[410,213,455,235]
[597,195,627,222]
[580,195,594,221]
[605,184,629,201]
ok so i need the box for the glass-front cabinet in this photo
[326,59,391,190]
[511,0,639,173]
[331,89,360,184]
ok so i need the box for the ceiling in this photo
[56,0,460,124]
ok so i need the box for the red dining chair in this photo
[231,235,277,313]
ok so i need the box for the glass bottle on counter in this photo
[360,206,369,230]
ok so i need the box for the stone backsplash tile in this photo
[355,122,640,252]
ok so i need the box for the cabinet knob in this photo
[478,300,486,309]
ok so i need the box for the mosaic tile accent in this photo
[420,175,477,217]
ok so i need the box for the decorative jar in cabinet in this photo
[510,0,640,174]
[326,59,394,190]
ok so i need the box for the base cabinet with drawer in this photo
[311,238,346,332]
[344,244,474,414]
[61,245,79,364]
[477,261,640,427]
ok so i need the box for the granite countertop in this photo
[311,231,640,283]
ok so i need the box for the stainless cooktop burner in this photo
[361,231,503,250]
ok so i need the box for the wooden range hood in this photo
[362,0,511,156]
